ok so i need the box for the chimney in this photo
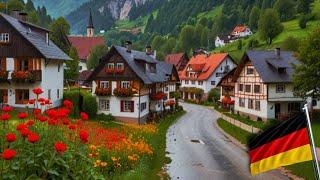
[146,45,153,55]
[11,10,20,19]
[125,41,132,53]
[19,12,28,22]
[275,47,281,57]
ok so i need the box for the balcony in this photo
[105,68,125,74]
[95,88,112,96]
[0,70,8,82]
[150,91,167,101]
[113,88,134,97]
[11,70,42,83]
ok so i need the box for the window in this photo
[100,81,109,88]
[211,81,216,85]
[191,81,195,85]
[246,67,254,75]
[0,33,9,43]
[140,102,147,112]
[276,84,285,93]
[255,101,261,111]
[216,72,224,77]
[312,99,318,107]
[245,85,251,93]
[278,68,286,73]
[248,99,253,109]
[185,80,189,85]
[48,89,51,100]
[165,87,169,92]
[57,89,60,99]
[99,99,110,111]
[18,60,29,71]
[0,89,8,103]
[198,81,203,85]
[288,103,301,112]
[254,85,261,93]
[121,81,130,89]
[15,89,29,104]
[116,63,124,70]
[224,65,230,72]
[78,65,82,71]
[239,84,243,92]
[107,63,114,69]
[239,98,245,107]
[121,101,134,112]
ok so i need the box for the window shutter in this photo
[131,101,134,112]
[120,101,124,112]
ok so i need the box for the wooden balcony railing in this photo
[105,68,125,74]
[11,70,42,83]
[113,88,135,97]
[95,88,112,96]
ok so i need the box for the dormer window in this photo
[121,81,130,89]
[116,63,124,70]
[246,67,254,75]
[0,33,10,44]
[107,63,114,69]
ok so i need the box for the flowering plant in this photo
[150,91,167,101]
[0,70,8,80]
[165,100,176,106]
[95,88,112,96]
[113,88,134,97]
[11,71,33,82]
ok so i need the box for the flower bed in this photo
[95,88,112,96]
[113,88,134,97]
[150,92,166,101]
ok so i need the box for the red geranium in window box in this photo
[115,68,124,74]
[150,92,167,101]
[0,70,8,81]
[113,88,134,97]
[95,88,112,96]
[105,68,114,74]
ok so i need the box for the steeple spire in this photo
[87,9,94,37]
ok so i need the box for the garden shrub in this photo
[63,90,80,116]
[82,93,98,118]
[96,113,115,122]
[299,15,308,29]
[281,36,300,51]
[208,88,220,103]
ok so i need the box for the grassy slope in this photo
[197,5,223,19]
[215,1,320,62]
[218,118,320,180]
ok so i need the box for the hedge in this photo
[82,93,98,118]
[63,90,80,117]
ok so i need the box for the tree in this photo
[258,9,283,45]
[65,47,80,81]
[151,35,165,51]
[273,0,295,21]
[198,17,208,27]
[249,6,260,30]
[27,11,39,24]
[261,0,273,9]
[178,25,196,52]
[293,28,320,99]
[87,45,108,70]
[25,0,35,12]
[49,17,70,53]
[200,27,209,48]
[281,36,300,51]
[7,0,24,12]
[299,15,308,29]
[297,0,311,14]
[0,3,6,13]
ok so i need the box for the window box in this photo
[11,70,42,83]
[150,91,167,101]
[95,88,112,96]
[0,70,8,81]
[113,88,134,97]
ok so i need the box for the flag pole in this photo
[303,104,320,180]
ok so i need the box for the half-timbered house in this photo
[231,49,303,121]
[0,12,71,108]
[87,44,179,124]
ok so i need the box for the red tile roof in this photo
[165,53,185,66]
[232,25,248,33]
[68,36,105,60]
[180,53,228,80]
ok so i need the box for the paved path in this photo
[166,103,289,180]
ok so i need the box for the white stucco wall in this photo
[267,83,303,102]
[234,97,268,120]
[79,61,88,72]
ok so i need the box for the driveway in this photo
[165,103,288,180]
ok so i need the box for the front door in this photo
[275,103,281,119]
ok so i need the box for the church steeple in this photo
[87,9,94,37]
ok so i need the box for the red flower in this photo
[63,119,70,125]
[26,120,34,126]
[33,108,41,115]
[76,120,83,126]
[48,118,58,126]
[54,142,67,154]
[38,98,45,102]
[17,112,28,119]
[6,133,16,143]
[32,88,43,95]
[2,149,16,160]
[20,128,31,137]
[28,99,35,104]
[1,113,10,121]
[68,124,77,130]
[27,133,40,143]
[63,100,73,109]
[45,99,51,105]
[2,106,13,112]
[16,123,27,131]
[79,129,89,143]
[80,112,89,121]
[37,116,47,122]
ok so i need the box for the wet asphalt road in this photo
[165,103,289,180]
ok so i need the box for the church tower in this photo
[87,9,94,37]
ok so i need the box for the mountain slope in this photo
[32,0,88,18]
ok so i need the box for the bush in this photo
[281,36,300,51]
[96,113,115,122]
[63,90,80,116]
[82,93,98,119]
[299,15,308,29]
[208,88,220,103]
[247,38,259,49]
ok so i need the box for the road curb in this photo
[214,119,302,180]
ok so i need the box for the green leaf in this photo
[47,169,60,176]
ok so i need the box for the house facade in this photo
[0,12,71,108]
[179,53,236,100]
[165,52,189,71]
[88,44,179,124]
[220,49,303,121]
[231,25,252,37]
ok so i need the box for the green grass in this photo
[286,161,316,180]
[217,118,253,144]
[114,15,149,32]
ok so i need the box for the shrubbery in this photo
[281,36,300,51]
[82,93,98,119]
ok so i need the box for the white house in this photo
[231,25,253,37]
[87,44,180,124]
[179,53,237,100]
[0,12,71,108]
[215,36,226,48]
[226,49,303,121]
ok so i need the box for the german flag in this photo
[249,113,313,175]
